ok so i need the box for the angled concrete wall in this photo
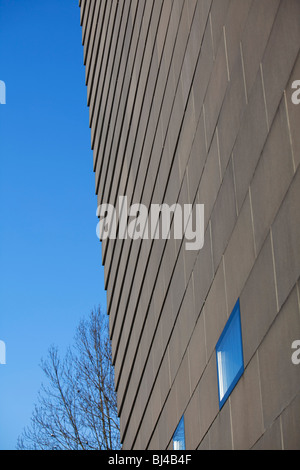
[80,0,300,449]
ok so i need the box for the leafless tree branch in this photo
[17,307,121,450]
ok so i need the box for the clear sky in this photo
[0,0,107,450]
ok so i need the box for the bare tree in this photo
[17,307,121,450]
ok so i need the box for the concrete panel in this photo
[258,286,300,429]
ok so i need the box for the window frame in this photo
[216,299,244,409]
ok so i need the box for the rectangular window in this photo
[172,416,185,450]
[216,299,244,409]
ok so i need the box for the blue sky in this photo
[0,0,107,450]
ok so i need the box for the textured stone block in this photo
[258,286,300,429]
[231,353,264,450]
[211,158,237,272]
[251,97,294,253]
[224,192,256,315]
[204,259,228,359]
[198,355,219,441]
[240,234,278,365]
[272,166,300,309]
[209,399,233,450]
[281,393,300,450]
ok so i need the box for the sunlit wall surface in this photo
[80,0,300,450]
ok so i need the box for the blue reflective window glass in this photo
[216,299,244,409]
[172,416,185,450]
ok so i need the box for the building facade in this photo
[80,0,300,449]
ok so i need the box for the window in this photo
[216,299,244,409]
[172,416,185,450]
